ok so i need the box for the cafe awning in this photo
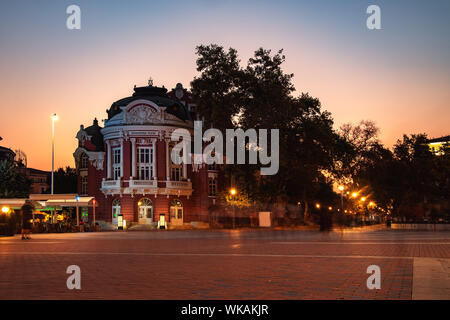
[0,199,43,210]
[1,195,98,211]
[44,197,97,207]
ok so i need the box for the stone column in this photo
[152,139,157,180]
[120,139,124,178]
[165,139,170,181]
[106,140,112,179]
[131,138,136,178]
[183,161,187,180]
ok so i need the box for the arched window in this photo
[138,198,153,221]
[170,199,183,225]
[112,198,121,225]
[139,198,153,206]
[170,199,183,207]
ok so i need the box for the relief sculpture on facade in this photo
[126,105,162,125]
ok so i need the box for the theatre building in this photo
[74,83,220,228]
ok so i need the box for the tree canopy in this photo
[49,167,77,194]
[191,44,449,221]
[0,160,31,198]
[191,44,351,214]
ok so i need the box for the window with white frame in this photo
[208,177,217,197]
[112,147,121,180]
[81,176,88,195]
[137,147,153,180]
[80,153,89,169]
[170,146,183,181]
[171,166,182,181]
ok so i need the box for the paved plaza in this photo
[0,228,449,300]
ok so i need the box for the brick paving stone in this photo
[0,229,448,299]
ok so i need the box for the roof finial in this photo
[148,77,153,86]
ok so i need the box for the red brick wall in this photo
[79,135,216,225]
[123,140,131,179]
[90,194,210,224]
[157,139,166,180]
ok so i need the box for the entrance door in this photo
[112,199,121,226]
[138,198,153,224]
[170,199,183,225]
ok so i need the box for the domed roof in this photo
[107,84,192,122]
[84,118,104,151]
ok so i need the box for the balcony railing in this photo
[101,179,122,189]
[166,180,192,190]
[129,179,158,189]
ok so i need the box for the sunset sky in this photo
[0,0,449,170]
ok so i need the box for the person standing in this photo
[386,214,392,228]
[21,201,34,240]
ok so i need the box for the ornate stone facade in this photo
[74,83,221,228]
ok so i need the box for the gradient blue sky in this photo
[0,0,449,169]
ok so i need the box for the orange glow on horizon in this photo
[0,4,448,171]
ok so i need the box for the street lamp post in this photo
[75,196,80,227]
[51,114,58,194]
[338,185,344,213]
[230,188,237,229]
[92,198,96,226]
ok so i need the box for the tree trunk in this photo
[302,190,309,220]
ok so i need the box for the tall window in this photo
[112,147,121,180]
[81,176,88,195]
[137,147,153,180]
[112,198,121,224]
[138,198,153,220]
[170,146,183,181]
[208,178,217,197]
[80,153,88,169]
[171,166,183,181]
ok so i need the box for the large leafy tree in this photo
[49,167,77,194]
[391,134,439,218]
[337,120,381,182]
[336,121,394,211]
[0,160,31,198]
[191,45,243,132]
[354,133,449,219]
[191,44,351,214]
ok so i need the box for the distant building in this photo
[15,160,50,194]
[428,135,450,155]
[0,137,15,162]
[21,167,50,194]
[74,82,221,228]
[1,137,49,194]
